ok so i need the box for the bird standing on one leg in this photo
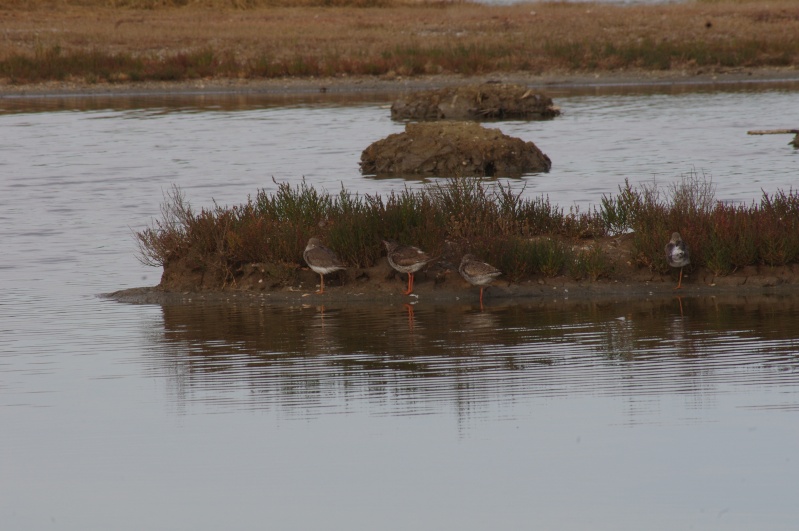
[665,232,690,289]
[459,254,502,308]
[303,237,346,294]
[383,240,434,295]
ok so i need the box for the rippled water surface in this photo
[2,86,799,530]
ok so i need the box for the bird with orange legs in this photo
[383,239,435,295]
[459,254,502,308]
[665,232,690,289]
[303,237,346,294]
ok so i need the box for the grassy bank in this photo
[1,1,797,85]
[135,175,799,289]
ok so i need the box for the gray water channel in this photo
[2,84,799,530]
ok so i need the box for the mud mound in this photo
[360,121,551,177]
[390,83,561,121]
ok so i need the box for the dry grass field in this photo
[1,0,797,84]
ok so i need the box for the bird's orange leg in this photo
[317,274,326,294]
[479,287,485,310]
[403,273,414,295]
[674,267,684,290]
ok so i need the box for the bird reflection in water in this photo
[304,304,336,354]
[403,303,416,331]
[675,295,684,316]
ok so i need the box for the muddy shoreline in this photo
[106,267,799,307]
[4,67,799,99]
[104,284,799,308]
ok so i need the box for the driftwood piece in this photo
[747,129,799,135]
[747,129,799,148]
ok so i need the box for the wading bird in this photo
[303,237,346,294]
[665,232,690,289]
[383,240,434,295]
[459,254,502,308]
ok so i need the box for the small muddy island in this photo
[360,121,551,177]
[114,176,799,305]
[362,84,556,178]
[111,237,799,306]
[390,83,561,122]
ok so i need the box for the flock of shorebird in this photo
[303,237,501,304]
[303,231,690,304]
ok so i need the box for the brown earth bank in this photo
[108,234,799,305]
[4,68,799,99]
[107,265,799,306]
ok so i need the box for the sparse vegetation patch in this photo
[135,174,799,292]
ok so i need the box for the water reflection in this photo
[142,295,799,418]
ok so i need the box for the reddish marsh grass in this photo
[599,172,799,274]
[2,1,798,84]
[136,175,799,289]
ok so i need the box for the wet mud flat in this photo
[107,262,799,307]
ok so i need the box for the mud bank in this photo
[107,260,799,307]
[105,281,799,307]
[116,226,799,306]
[4,68,799,99]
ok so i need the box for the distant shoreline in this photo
[5,1,798,94]
[3,67,799,99]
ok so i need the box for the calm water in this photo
[2,85,799,530]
